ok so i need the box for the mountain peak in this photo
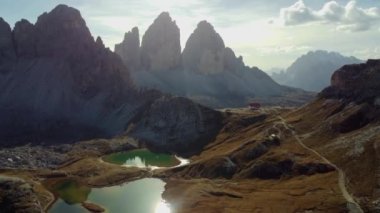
[96,36,104,47]
[35,4,91,39]
[272,50,363,92]
[0,17,9,26]
[0,17,16,62]
[140,12,181,71]
[182,20,225,74]
[28,4,94,58]
[129,27,139,38]
[156,12,172,22]
[115,26,141,71]
[197,20,215,31]
[37,4,83,25]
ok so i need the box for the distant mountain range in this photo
[271,50,363,92]
[115,13,313,108]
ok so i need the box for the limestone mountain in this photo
[0,5,222,153]
[116,15,312,108]
[182,21,227,74]
[114,27,140,71]
[271,50,362,92]
[140,12,181,72]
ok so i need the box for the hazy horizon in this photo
[1,0,379,71]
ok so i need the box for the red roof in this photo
[249,103,261,108]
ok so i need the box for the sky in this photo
[1,0,380,72]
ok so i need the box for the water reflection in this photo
[155,201,171,213]
[48,178,173,213]
[102,149,188,169]
[49,179,91,204]
[125,156,147,168]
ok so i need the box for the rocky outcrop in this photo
[128,96,223,155]
[140,12,181,71]
[0,177,43,213]
[320,59,380,104]
[114,27,140,71]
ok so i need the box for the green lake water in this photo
[49,178,172,213]
[102,149,188,169]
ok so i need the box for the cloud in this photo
[280,0,316,25]
[279,0,380,32]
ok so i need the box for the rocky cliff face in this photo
[182,21,245,74]
[128,96,223,155]
[0,5,136,144]
[182,21,225,74]
[140,12,181,72]
[0,5,222,154]
[114,27,140,71]
[320,59,380,104]
[0,18,16,64]
[117,16,311,108]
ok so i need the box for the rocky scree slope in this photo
[0,5,223,153]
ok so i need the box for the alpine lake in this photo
[47,149,189,213]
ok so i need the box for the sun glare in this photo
[155,201,171,213]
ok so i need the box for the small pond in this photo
[48,178,172,213]
[102,149,189,169]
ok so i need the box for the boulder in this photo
[140,12,181,71]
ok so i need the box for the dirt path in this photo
[274,114,364,213]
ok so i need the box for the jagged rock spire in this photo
[140,12,181,71]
